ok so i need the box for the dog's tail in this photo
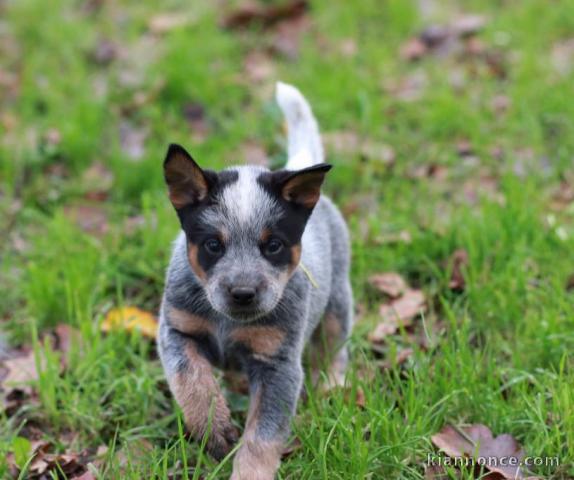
[276,82,324,170]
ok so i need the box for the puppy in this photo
[158,82,353,480]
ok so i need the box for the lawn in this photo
[1,0,573,478]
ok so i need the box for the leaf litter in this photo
[429,424,541,479]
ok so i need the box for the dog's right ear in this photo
[164,143,210,209]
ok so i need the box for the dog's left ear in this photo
[279,163,332,209]
[164,143,212,209]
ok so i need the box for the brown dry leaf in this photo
[432,424,493,458]
[323,130,395,165]
[27,450,88,479]
[451,14,487,37]
[424,464,449,479]
[368,320,398,343]
[182,102,210,143]
[148,12,195,34]
[119,120,148,160]
[383,71,428,102]
[1,351,41,389]
[82,162,114,201]
[240,141,269,166]
[90,39,118,65]
[53,324,82,369]
[431,424,528,479]
[379,347,413,370]
[550,181,574,211]
[354,387,366,409]
[379,289,426,326]
[73,472,97,480]
[243,50,277,83]
[271,15,310,59]
[400,37,428,61]
[223,0,308,30]
[102,307,158,339]
[114,438,154,469]
[368,272,407,298]
[63,204,109,237]
[339,38,358,57]
[448,248,469,291]
[551,38,574,76]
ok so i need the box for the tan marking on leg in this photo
[167,308,215,336]
[231,432,283,480]
[310,313,348,390]
[187,243,207,281]
[168,343,236,458]
[230,326,285,358]
[231,387,282,480]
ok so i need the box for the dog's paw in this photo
[205,422,239,461]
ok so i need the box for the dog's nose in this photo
[230,287,256,306]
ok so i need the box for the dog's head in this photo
[164,143,331,321]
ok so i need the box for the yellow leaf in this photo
[102,307,158,339]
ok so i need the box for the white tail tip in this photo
[275,81,324,170]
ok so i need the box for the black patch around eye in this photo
[177,169,239,274]
[261,237,291,267]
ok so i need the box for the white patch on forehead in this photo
[204,166,278,230]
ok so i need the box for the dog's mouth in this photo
[218,300,278,323]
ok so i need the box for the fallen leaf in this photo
[550,181,574,211]
[456,139,474,157]
[102,307,158,339]
[432,424,492,458]
[271,15,310,59]
[339,38,358,57]
[353,386,366,409]
[491,95,511,115]
[223,0,308,30]
[90,39,118,65]
[239,141,269,166]
[379,347,413,369]
[368,321,398,343]
[368,272,407,298]
[148,12,195,34]
[73,472,97,480]
[400,37,428,61]
[1,350,40,389]
[451,14,487,37]
[243,50,277,83]
[551,38,574,76]
[448,249,469,291]
[425,464,449,479]
[119,120,148,160]
[323,130,395,165]
[379,289,426,326]
[82,162,114,201]
[182,102,210,143]
[53,324,82,369]
[383,71,428,102]
[431,424,528,479]
[63,204,109,237]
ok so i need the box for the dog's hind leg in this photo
[310,275,353,390]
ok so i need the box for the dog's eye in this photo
[264,238,284,256]
[204,238,224,255]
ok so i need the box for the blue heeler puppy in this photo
[158,82,353,480]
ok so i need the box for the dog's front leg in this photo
[158,316,238,460]
[231,357,303,480]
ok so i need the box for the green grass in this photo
[1,0,573,478]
